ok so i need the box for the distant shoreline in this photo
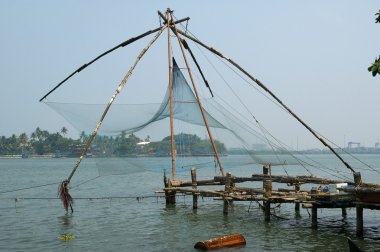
[2,151,380,159]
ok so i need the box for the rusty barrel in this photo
[194,233,246,250]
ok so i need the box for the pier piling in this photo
[191,168,198,209]
[223,172,232,215]
[356,206,363,237]
[295,183,300,212]
[312,206,318,229]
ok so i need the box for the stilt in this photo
[164,171,176,205]
[356,206,363,237]
[263,177,272,222]
[223,199,229,215]
[295,183,300,212]
[263,164,269,175]
[342,208,347,217]
[264,200,271,221]
[191,168,198,209]
[223,172,232,215]
[264,179,272,198]
[312,205,318,229]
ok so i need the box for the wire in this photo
[0,181,60,194]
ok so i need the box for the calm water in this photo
[1,155,380,251]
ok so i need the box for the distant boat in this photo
[137,141,150,146]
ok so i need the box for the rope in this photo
[177,27,354,181]
[2,195,167,200]
[70,176,101,189]
[0,181,60,194]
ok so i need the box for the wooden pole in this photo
[169,12,225,177]
[342,208,347,217]
[263,164,269,175]
[295,183,300,212]
[191,167,198,209]
[66,26,166,183]
[263,165,272,222]
[264,200,271,222]
[312,205,318,229]
[223,172,232,215]
[166,10,176,181]
[356,206,363,237]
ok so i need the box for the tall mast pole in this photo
[169,12,225,177]
[167,9,176,180]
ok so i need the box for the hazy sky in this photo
[0,1,379,149]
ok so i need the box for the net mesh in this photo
[44,57,333,177]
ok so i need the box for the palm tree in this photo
[61,127,68,138]
[80,131,88,143]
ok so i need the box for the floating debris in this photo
[194,233,246,250]
[59,233,75,242]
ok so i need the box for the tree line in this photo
[0,127,226,157]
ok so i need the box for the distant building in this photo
[347,142,360,149]
[375,143,380,148]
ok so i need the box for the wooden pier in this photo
[163,165,380,237]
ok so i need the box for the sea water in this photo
[0,155,379,251]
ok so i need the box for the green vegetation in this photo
[0,128,226,157]
[368,10,380,77]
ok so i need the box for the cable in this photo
[0,181,60,194]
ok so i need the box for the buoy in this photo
[194,233,246,250]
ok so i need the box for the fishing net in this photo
[44,56,348,180]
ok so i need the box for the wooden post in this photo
[295,183,300,212]
[264,200,271,222]
[342,208,347,217]
[264,178,272,222]
[356,206,363,237]
[191,168,198,209]
[164,171,176,205]
[263,164,269,175]
[264,179,272,198]
[312,205,318,229]
[354,172,362,187]
[166,10,176,181]
[223,172,232,215]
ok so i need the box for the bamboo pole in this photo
[66,26,166,182]
[169,12,225,177]
[166,10,176,181]
[40,17,189,102]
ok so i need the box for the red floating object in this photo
[194,233,246,250]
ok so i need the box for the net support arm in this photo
[58,26,166,212]
[40,17,189,102]
[172,27,356,175]
[181,39,214,97]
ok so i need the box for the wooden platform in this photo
[163,165,380,237]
